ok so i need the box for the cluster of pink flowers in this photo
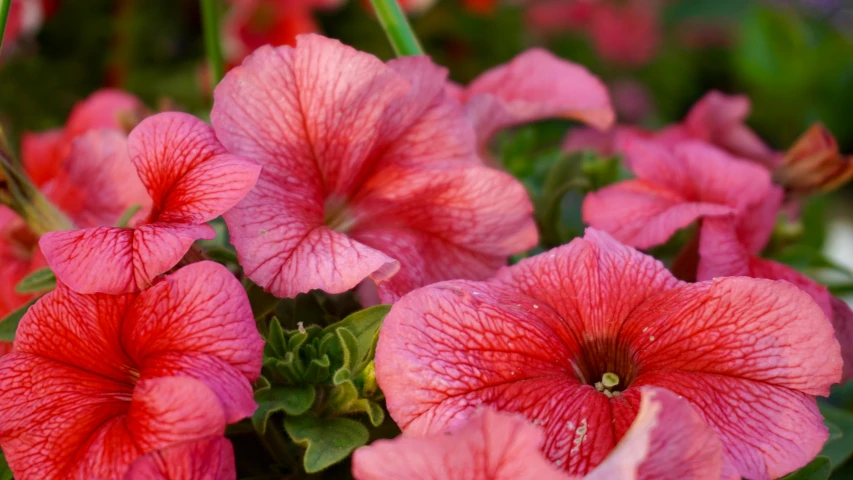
[0,30,848,480]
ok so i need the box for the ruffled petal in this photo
[351,410,568,480]
[123,437,235,480]
[128,112,259,224]
[40,223,214,294]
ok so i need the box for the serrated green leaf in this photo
[782,456,830,479]
[252,385,316,434]
[820,403,853,468]
[0,298,37,342]
[284,413,369,473]
[304,355,330,384]
[14,267,56,294]
[321,305,390,369]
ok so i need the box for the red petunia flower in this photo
[376,229,840,479]
[123,437,235,480]
[353,387,723,479]
[39,112,260,294]
[22,89,147,187]
[450,48,614,157]
[0,261,262,480]
[212,34,537,301]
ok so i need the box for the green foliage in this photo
[783,456,831,480]
[14,267,55,294]
[284,413,370,474]
[820,404,853,469]
[0,449,11,480]
[0,298,37,341]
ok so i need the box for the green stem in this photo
[0,0,12,56]
[200,0,225,89]
[369,0,424,57]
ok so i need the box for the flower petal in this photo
[65,89,145,138]
[21,128,65,186]
[123,437,235,480]
[625,277,840,396]
[0,353,134,480]
[635,371,827,480]
[377,280,628,475]
[582,179,732,249]
[461,48,614,146]
[40,223,214,294]
[351,410,568,480]
[211,35,411,197]
[124,261,263,415]
[223,176,399,297]
[44,130,151,228]
[830,297,853,382]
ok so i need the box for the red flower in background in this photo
[527,0,663,67]
[212,34,537,301]
[450,48,614,157]
[353,388,723,479]
[40,112,260,294]
[0,262,263,479]
[376,229,840,479]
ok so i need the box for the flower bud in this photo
[775,123,853,196]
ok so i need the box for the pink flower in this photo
[376,229,840,479]
[40,112,260,294]
[0,261,262,479]
[582,133,771,249]
[22,89,147,187]
[698,190,853,381]
[0,208,45,321]
[211,34,537,301]
[452,48,614,155]
[1,0,46,57]
[353,387,723,479]
[123,437,235,480]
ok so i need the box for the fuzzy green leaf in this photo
[252,385,316,434]
[321,305,390,368]
[304,355,330,384]
[14,267,56,294]
[284,413,369,473]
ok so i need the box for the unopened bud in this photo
[775,123,853,196]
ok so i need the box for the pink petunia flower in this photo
[39,112,260,294]
[0,261,262,480]
[450,48,614,156]
[123,437,236,480]
[211,34,537,301]
[582,133,771,250]
[353,387,723,479]
[22,89,147,187]
[376,229,840,479]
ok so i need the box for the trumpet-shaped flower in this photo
[376,229,840,479]
[0,261,262,480]
[353,388,723,480]
[451,48,614,155]
[40,112,260,294]
[212,34,537,301]
[123,437,236,480]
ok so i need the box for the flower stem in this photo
[200,0,225,89]
[0,0,12,56]
[369,0,424,57]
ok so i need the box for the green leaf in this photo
[274,354,304,385]
[284,413,369,473]
[114,204,142,228]
[327,380,385,427]
[335,327,359,375]
[820,403,853,468]
[782,456,831,479]
[247,281,280,321]
[321,305,390,368]
[266,317,287,357]
[0,298,37,341]
[14,267,55,294]
[204,246,239,265]
[0,449,11,480]
[304,355,330,384]
[252,385,316,434]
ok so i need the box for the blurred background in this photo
[0,0,852,304]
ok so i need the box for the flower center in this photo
[323,196,356,233]
[571,338,637,397]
